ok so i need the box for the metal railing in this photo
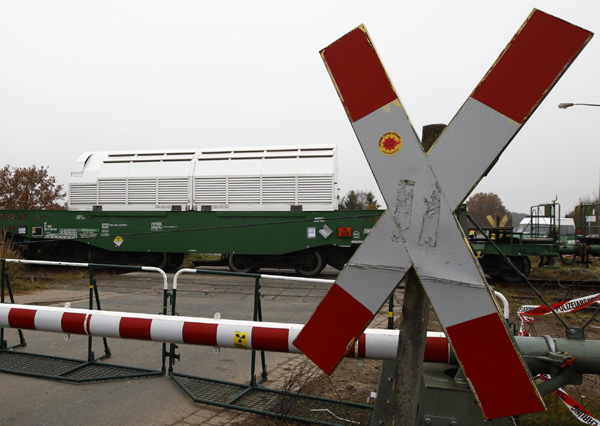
[168,268,374,425]
[0,261,386,425]
[0,258,167,381]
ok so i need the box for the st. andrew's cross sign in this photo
[293,9,592,419]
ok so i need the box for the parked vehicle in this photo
[513,216,576,242]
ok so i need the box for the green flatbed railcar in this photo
[0,209,381,276]
[2,207,594,280]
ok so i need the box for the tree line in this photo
[338,190,380,210]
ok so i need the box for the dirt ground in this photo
[231,292,402,426]
[234,266,600,426]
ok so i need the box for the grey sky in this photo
[1,1,599,214]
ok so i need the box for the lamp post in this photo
[558,102,600,109]
[559,102,600,221]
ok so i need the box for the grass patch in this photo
[0,229,43,293]
[529,255,600,280]
[517,391,598,425]
[182,252,223,268]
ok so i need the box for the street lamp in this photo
[558,102,600,214]
[558,102,600,109]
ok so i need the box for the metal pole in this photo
[91,267,111,359]
[250,276,259,386]
[161,275,170,373]
[388,289,394,330]
[255,276,268,382]
[1,260,5,349]
[88,266,95,361]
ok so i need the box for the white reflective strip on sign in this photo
[419,276,497,328]
[288,328,301,352]
[428,98,520,207]
[333,211,409,314]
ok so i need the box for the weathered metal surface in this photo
[294,9,592,419]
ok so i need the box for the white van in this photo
[513,217,576,241]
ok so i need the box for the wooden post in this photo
[389,269,429,425]
[387,125,442,424]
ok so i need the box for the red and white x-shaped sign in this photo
[294,9,592,419]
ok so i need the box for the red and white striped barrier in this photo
[0,303,451,363]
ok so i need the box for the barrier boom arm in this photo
[293,9,592,419]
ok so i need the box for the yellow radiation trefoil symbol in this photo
[234,331,247,349]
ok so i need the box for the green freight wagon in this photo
[0,209,380,275]
[0,145,381,275]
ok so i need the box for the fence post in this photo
[1,259,5,350]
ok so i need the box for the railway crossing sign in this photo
[293,9,592,419]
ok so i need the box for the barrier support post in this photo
[388,289,394,330]
[250,275,268,386]
[161,272,171,374]
[1,259,26,350]
[88,265,111,361]
[168,269,269,385]
[167,272,179,373]
[0,258,166,383]
[1,259,5,350]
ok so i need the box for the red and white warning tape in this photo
[538,374,600,425]
[517,293,600,336]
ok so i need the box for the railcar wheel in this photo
[165,253,185,270]
[146,252,169,269]
[295,250,325,277]
[227,254,254,273]
[501,256,531,283]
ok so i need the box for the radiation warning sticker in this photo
[234,331,248,349]
[378,131,402,155]
[113,236,124,248]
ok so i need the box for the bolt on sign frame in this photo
[293,9,592,419]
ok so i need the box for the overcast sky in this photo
[1,1,599,214]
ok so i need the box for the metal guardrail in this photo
[0,261,380,425]
[0,258,166,382]
[169,268,374,425]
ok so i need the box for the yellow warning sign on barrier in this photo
[234,331,247,349]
